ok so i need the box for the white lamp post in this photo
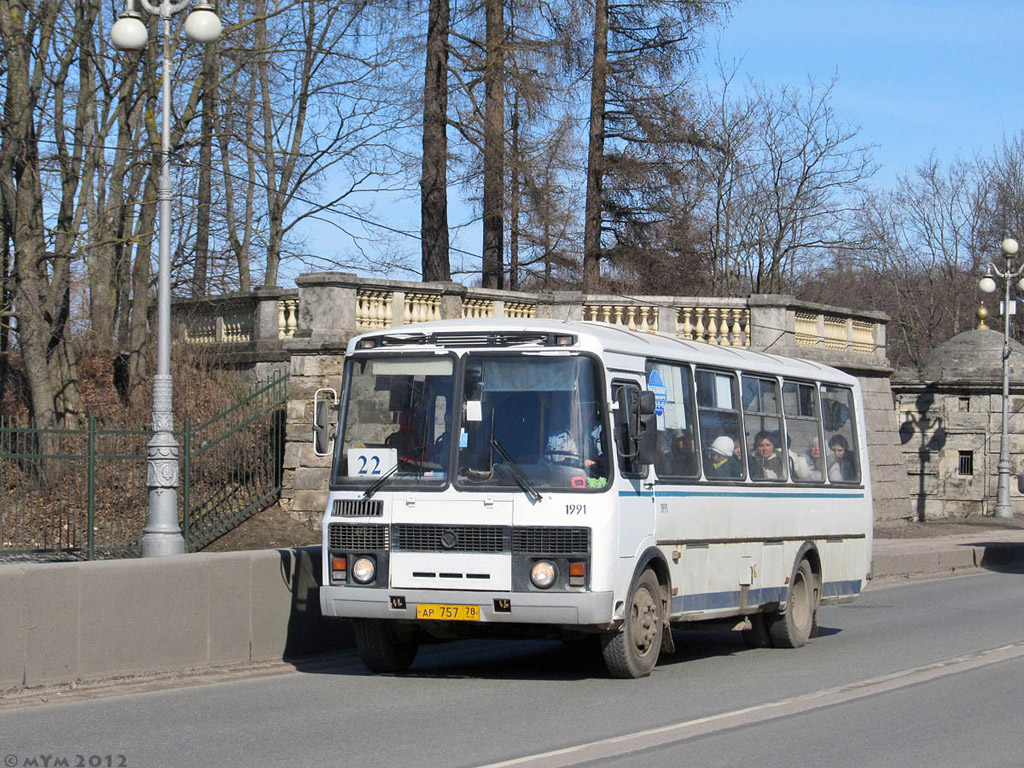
[979,237,1024,519]
[111,0,221,556]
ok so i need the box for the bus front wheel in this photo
[601,569,663,678]
[767,559,818,649]
[353,619,419,673]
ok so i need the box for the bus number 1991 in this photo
[566,504,586,515]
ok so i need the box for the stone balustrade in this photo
[172,275,888,370]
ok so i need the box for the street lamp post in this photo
[111,0,221,556]
[979,237,1024,519]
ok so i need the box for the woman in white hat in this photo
[706,435,743,479]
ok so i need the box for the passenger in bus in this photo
[706,436,742,479]
[750,431,784,480]
[827,434,856,481]
[792,437,824,481]
[661,428,697,476]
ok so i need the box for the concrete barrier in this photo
[0,547,352,691]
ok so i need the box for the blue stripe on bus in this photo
[619,489,865,500]
[670,580,861,614]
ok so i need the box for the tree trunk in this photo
[481,0,504,289]
[192,46,218,296]
[421,0,450,282]
[0,0,62,427]
[127,167,157,413]
[583,0,608,291]
[508,91,520,291]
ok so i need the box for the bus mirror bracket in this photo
[313,388,338,457]
[615,388,658,466]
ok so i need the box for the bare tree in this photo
[841,157,990,366]
[0,0,84,426]
[697,74,875,295]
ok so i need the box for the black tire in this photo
[601,569,663,678]
[353,619,419,673]
[766,558,818,649]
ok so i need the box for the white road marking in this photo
[476,642,1024,768]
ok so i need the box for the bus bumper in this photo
[320,586,615,626]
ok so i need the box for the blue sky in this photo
[707,0,1024,188]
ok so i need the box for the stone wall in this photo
[894,386,1024,519]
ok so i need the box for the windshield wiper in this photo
[362,463,400,500]
[490,439,542,502]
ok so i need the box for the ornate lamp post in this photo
[111,0,221,555]
[979,237,1024,519]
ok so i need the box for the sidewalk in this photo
[872,517,1024,581]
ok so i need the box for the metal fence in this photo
[0,373,288,561]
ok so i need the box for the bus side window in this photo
[742,375,786,482]
[822,385,860,483]
[646,360,699,481]
[695,368,745,481]
[783,380,825,484]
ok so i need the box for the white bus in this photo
[316,319,873,678]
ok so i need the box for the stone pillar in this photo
[430,282,466,320]
[253,288,287,343]
[657,305,678,336]
[747,294,796,352]
[295,272,359,342]
[537,291,585,321]
[280,338,348,523]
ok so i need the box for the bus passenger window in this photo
[742,375,786,481]
[783,381,825,484]
[822,385,860,483]
[696,368,745,481]
[646,361,699,480]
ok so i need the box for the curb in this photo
[873,540,1024,580]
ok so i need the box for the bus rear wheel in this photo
[353,619,420,673]
[601,569,663,678]
[767,559,818,649]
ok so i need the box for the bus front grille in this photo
[332,499,384,517]
[513,527,590,555]
[393,524,510,553]
[328,523,389,551]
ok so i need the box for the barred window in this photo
[958,451,974,476]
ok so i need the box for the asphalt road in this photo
[3,568,1024,768]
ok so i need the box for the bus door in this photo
[612,380,656,558]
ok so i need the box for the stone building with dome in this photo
[892,312,1024,520]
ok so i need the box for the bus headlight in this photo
[352,556,376,584]
[530,560,557,589]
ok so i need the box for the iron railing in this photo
[0,373,288,561]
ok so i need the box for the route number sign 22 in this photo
[347,448,398,477]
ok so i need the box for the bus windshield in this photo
[456,354,610,492]
[333,355,455,487]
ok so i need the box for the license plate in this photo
[416,603,480,621]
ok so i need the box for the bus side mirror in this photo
[313,388,337,457]
[638,391,656,416]
[615,388,658,467]
[638,413,658,466]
